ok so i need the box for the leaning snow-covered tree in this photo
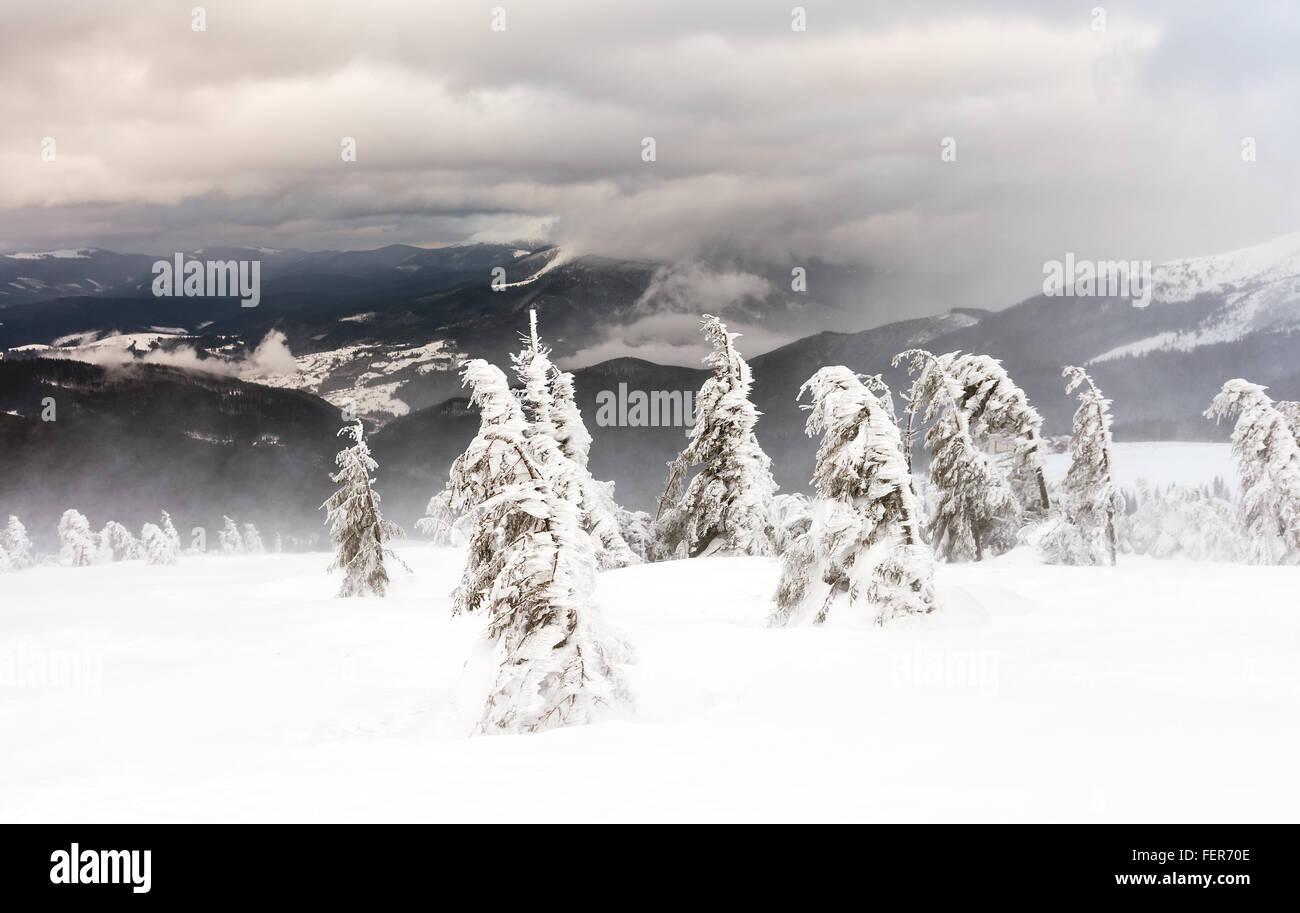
[656,314,778,558]
[2,516,34,570]
[449,359,632,733]
[771,367,937,627]
[895,349,1020,561]
[99,520,140,562]
[948,354,1051,512]
[159,510,182,557]
[322,422,405,597]
[1037,366,1124,565]
[57,509,99,567]
[512,311,637,569]
[1205,379,1300,564]
[141,511,182,566]
[218,516,244,554]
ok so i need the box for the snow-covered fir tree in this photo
[655,314,778,557]
[159,511,181,556]
[218,516,244,554]
[771,367,936,626]
[322,422,405,597]
[1117,480,1247,562]
[99,521,140,562]
[947,353,1051,512]
[549,363,592,468]
[895,349,1020,561]
[511,311,637,569]
[57,509,99,567]
[1038,366,1124,565]
[2,516,34,570]
[141,524,175,565]
[449,359,632,733]
[1205,379,1300,564]
[141,511,182,566]
[241,523,265,554]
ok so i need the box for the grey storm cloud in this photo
[1,0,1298,323]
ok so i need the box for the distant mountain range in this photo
[3,232,1299,539]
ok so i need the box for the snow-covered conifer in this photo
[1,516,35,570]
[140,511,183,565]
[1038,366,1124,565]
[1205,379,1300,564]
[771,367,936,626]
[100,521,140,561]
[322,422,405,597]
[58,509,99,567]
[948,354,1051,511]
[656,315,778,557]
[511,312,637,569]
[450,361,632,733]
[895,349,1020,561]
[549,365,592,468]
[218,516,244,554]
[242,523,265,554]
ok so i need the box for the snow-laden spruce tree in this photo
[511,312,637,569]
[1038,366,1124,565]
[449,359,632,733]
[322,422,405,597]
[656,314,778,557]
[0,544,11,573]
[771,367,936,627]
[1206,379,1300,564]
[242,523,265,554]
[159,510,181,556]
[895,349,1020,561]
[2,516,34,570]
[58,509,99,567]
[99,521,140,562]
[947,354,1051,511]
[218,516,244,554]
[141,511,182,565]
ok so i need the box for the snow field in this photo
[2,544,1297,822]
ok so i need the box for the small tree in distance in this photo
[322,422,405,596]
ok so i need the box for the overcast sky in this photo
[2,0,1298,323]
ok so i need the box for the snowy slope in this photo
[1092,231,1300,362]
[2,545,1297,822]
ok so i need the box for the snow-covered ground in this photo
[2,543,1297,822]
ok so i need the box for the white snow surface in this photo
[2,542,1297,822]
